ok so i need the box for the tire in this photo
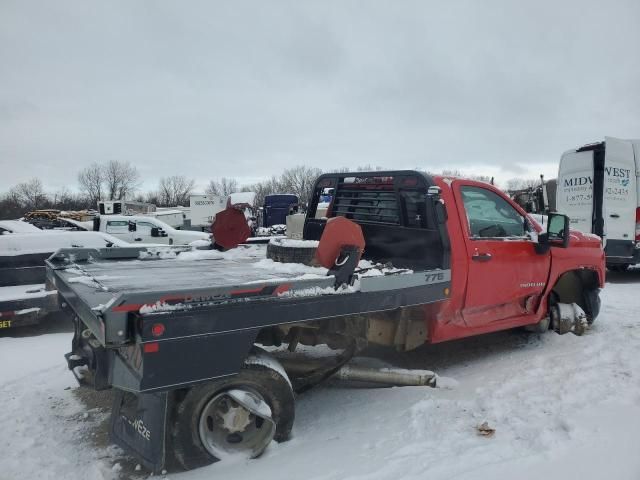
[169,356,295,471]
[266,238,318,265]
[582,288,601,325]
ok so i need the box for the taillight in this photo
[151,323,165,337]
[636,208,640,242]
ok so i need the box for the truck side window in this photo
[460,186,526,238]
[136,221,155,235]
[105,220,129,234]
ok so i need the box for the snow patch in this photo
[0,284,56,302]
[67,275,114,291]
[268,238,319,248]
[253,258,327,276]
[14,307,41,315]
[278,281,358,298]
[0,231,127,256]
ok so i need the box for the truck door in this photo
[135,221,170,244]
[455,183,551,326]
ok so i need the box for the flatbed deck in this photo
[57,245,319,293]
[47,244,451,392]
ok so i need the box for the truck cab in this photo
[93,215,210,245]
[263,194,299,228]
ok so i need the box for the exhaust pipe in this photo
[334,365,437,387]
[278,356,437,389]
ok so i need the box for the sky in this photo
[1,0,639,194]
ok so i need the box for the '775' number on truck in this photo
[424,272,446,283]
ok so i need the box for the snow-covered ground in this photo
[2,274,640,480]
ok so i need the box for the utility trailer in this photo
[48,170,605,473]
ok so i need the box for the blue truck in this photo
[263,194,299,228]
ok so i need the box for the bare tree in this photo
[158,175,195,206]
[279,166,322,204]
[356,164,384,172]
[13,178,46,210]
[335,165,384,173]
[78,163,104,206]
[506,178,541,192]
[52,187,90,211]
[104,160,140,200]
[0,190,24,220]
[440,169,492,184]
[206,177,239,197]
[242,175,282,208]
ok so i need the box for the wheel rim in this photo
[198,388,276,460]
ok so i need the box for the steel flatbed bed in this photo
[46,244,451,393]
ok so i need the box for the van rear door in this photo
[602,137,637,249]
[557,148,597,234]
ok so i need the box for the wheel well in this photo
[551,269,599,315]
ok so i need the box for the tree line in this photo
[0,160,538,220]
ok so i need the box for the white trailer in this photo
[98,200,156,215]
[189,195,226,228]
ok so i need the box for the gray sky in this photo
[1,0,639,193]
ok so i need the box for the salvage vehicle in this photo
[0,231,127,329]
[47,170,605,473]
[263,194,299,228]
[91,214,210,246]
[0,220,43,234]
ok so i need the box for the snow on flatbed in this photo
[56,245,329,296]
[2,277,640,479]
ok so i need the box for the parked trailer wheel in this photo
[170,355,294,471]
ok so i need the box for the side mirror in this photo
[547,213,570,248]
[128,221,136,232]
[150,227,160,237]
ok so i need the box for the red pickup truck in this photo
[49,170,604,473]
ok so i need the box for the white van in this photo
[557,136,640,271]
[93,215,210,246]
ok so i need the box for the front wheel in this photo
[170,353,295,471]
[582,288,601,324]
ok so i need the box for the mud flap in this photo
[110,390,170,474]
